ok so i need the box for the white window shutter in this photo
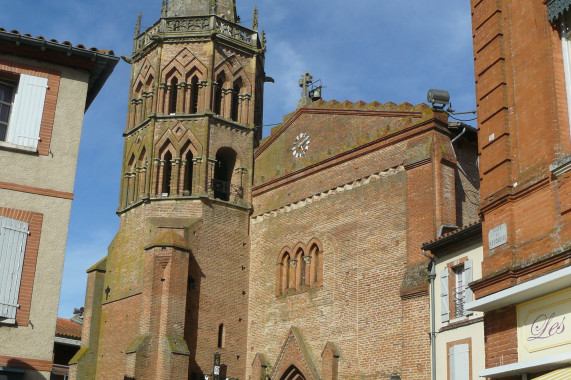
[440,268,449,323]
[463,259,473,316]
[455,343,470,380]
[448,345,456,380]
[7,74,48,148]
[0,216,29,319]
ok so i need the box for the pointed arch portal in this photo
[280,365,306,380]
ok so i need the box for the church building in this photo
[69,1,479,379]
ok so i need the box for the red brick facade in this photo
[73,3,481,380]
[469,0,571,377]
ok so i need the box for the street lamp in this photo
[213,352,221,380]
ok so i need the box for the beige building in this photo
[423,222,485,380]
[0,28,117,379]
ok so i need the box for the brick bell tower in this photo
[70,1,266,379]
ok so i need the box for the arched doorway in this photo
[279,365,306,380]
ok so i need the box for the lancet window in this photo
[276,239,323,296]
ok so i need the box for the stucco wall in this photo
[433,242,485,379]
[0,54,89,193]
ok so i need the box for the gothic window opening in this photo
[168,77,178,115]
[310,243,321,286]
[277,240,323,297]
[231,78,242,122]
[213,147,236,201]
[162,151,173,196]
[214,73,226,116]
[136,147,147,199]
[183,150,193,195]
[190,75,199,114]
[217,323,225,348]
[296,249,306,288]
[126,154,136,205]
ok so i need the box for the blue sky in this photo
[0,1,476,318]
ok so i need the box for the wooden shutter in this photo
[0,216,29,319]
[463,259,474,316]
[440,268,449,323]
[456,344,470,380]
[7,74,48,148]
[448,345,455,380]
[449,344,470,380]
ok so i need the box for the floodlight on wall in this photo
[426,88,477,122]
[427,89,450,110]
[390,374,401,380]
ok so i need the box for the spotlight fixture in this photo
[427,88,450,110]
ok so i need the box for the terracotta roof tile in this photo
[0,27,115,56]
[55,317,82,340]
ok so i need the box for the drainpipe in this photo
[450,126,466,144]
[422,249,437,380]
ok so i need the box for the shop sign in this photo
[517,287,571,361]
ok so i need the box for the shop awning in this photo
[548,0,571,23]
[534,367,571,380]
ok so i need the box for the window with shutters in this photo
[0,59,60,156]
[0,208,42,326]
[0,73,49,149]
[447,340,471,380]
[0,216,29,323]
[440,259,474,323]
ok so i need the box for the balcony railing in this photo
[453,287,466,318]
[211,179,243,202]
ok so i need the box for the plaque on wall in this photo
[488,223,508,250]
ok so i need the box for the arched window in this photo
[161,151,172,196]
[190,75,199,114]
[296,248,306,288]
[213,147,236,201]
[183,150,193,195]
[126,154,136,205]
[168,77,178,114]
[136,147,147,198]
[277,240,322,297]
[217,323,225,348]
[214,73,225,115]
[231,78,242,122]
[310,243,322,286]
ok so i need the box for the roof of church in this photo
[254,99,445,188]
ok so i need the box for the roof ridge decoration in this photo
[256,101,432,159]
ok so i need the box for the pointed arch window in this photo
[161,151,173,196]
[277,239,323,296]
[231,78,242,122]
[190,75,199,114]
[214,73,226,116]
[183,150,193,195]
[168,77,178,115]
